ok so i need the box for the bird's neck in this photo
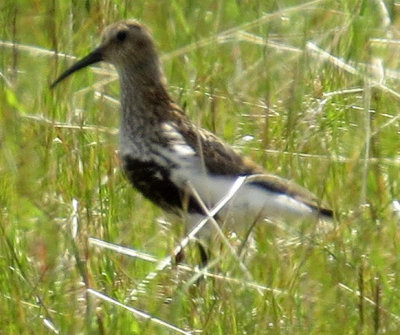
[118,62,171,116]
[116,62,173,157]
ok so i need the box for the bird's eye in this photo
[117,31,128,42]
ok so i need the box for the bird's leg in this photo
[197,241,210,267]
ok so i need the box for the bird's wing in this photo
[176,118,263,175]
[246,174,333,217]
[170,111,332,217]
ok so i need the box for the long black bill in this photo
[51,47,104,88]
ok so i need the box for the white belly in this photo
[172,168,317,236]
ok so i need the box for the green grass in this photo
[1,0,400,333]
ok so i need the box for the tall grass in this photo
[1,0,400,333]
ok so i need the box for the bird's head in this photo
[51,19,158,87]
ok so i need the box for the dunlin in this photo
[52,20,332,261]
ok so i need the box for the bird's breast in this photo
[121,154,203,215]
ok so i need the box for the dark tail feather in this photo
[312,205,334,219]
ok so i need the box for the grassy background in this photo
[1,0,400,333]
